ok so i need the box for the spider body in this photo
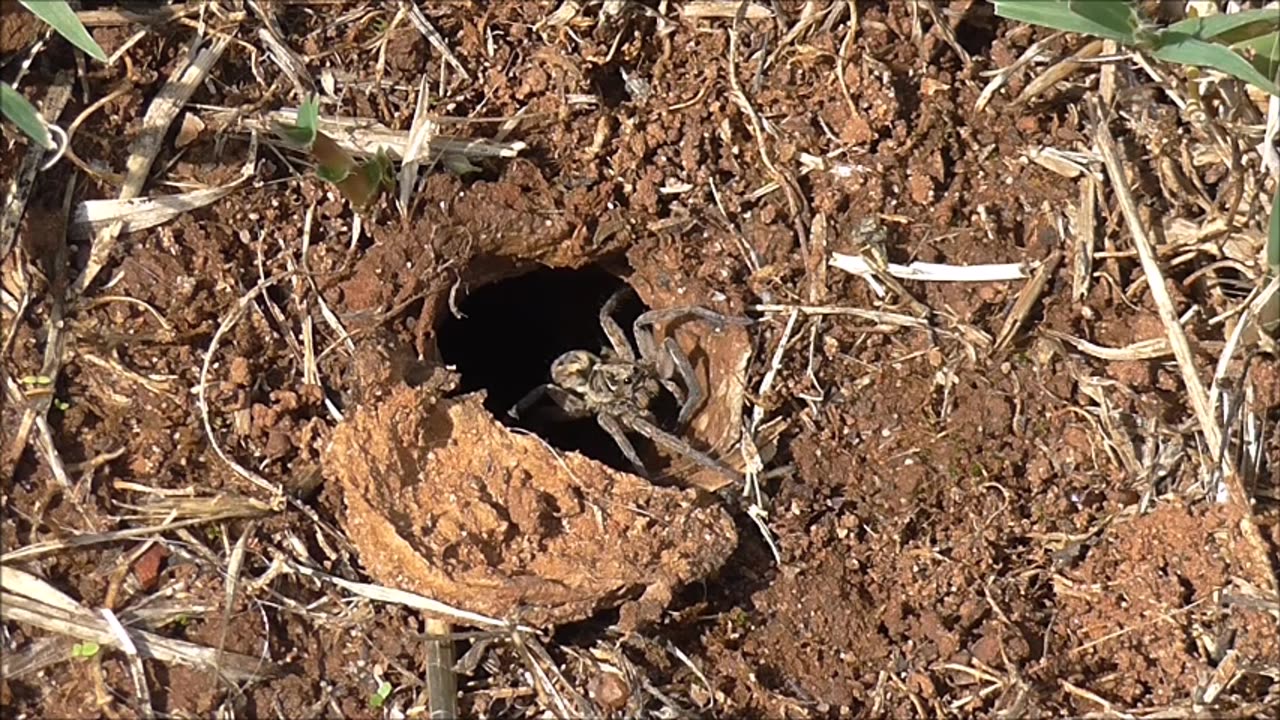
[510,289,749,485]
[549,350,661,415]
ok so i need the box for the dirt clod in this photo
[325,387,737,629]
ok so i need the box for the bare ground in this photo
[2,1,1278,718]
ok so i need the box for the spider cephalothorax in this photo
[550,350,661,413]
[510,288,750,484]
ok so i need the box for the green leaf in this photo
[1269,181,1279,274]
[18,0,108,63]
[1168,9,1280,82]
[441,153,482,176]
[1165,8,1279,44]
[365,148,395,189]
[369,681,392,709]
[1067,0,1144,37]
[315,163,352,184]
[1150,35,1280,95]
[72,641,101,658]
[993,0,1137,44]
[295,96,319,139]
[1230,31,1280,86]
[274,96,320,147]
[1,82,54,150]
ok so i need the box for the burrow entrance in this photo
[436,264,676,473]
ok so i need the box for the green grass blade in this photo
[1168,9,1280,83]
[1270,182,1280,274]
[1066,0,1143,36]
[1,82,54,149]
[1150,36,1279,95]
[18,0,108,63]
[1165,9,1279,44]
[1228,27,1280,86]
[274,96,319,147]
[1264,181,1280,336]
[315,163,351,184]
[993,0,1137,44]
[295,97,319,139]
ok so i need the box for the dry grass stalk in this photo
[750,303,930,329]
[1041,329,1173,361]
[247,0,315,97]
[0,497,271,564]
[995,250,1062,350]
[1093,103,1278,598]
[423,617,459,719]
[400,0,470,81]
[247,108,525,161]
[1013,39,1104,107]
[0,74,71,260]
[1093,108,1220,465]
[398,73,438,216]
[1,565,84,612]
[73,34,231,297]
[0,591,274,684]
[4,376,71,488]
[911,0,970,66]
[975,31,1064,113]
[681,1,773,19]
[284,558,523,631]
[197,273,293,502]
[830,252,1033,283]
[70,138,255,240]
[1072,175,1099,301]
[76,4,196,27]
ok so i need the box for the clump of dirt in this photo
[1049,502,1280,711]
[325,382,737,629]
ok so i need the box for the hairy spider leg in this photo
[509,383,589,419]
[598,288,637,362]
[630,310,688,409]
[597,412,650,477]
[662,336,703,429]
[633,306,753,338]
[619,413,744,486]
[633,305,752,428]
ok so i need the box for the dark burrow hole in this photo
[436,265,676,473]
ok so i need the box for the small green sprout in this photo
[368,680,393,709]
[18,375,53,387]
[441,153,483,177]
[53,398,70,412]
[71,641,101,659]
[274,96,394,208]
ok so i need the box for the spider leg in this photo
[620,413,744,486]
[633,306,753,340]
[599,288,636,361]
[664,336,704,428]
[634,305,751,408]
[597,412,649,477]
[509,384,588,419]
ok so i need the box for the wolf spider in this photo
[509,288,750,484]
